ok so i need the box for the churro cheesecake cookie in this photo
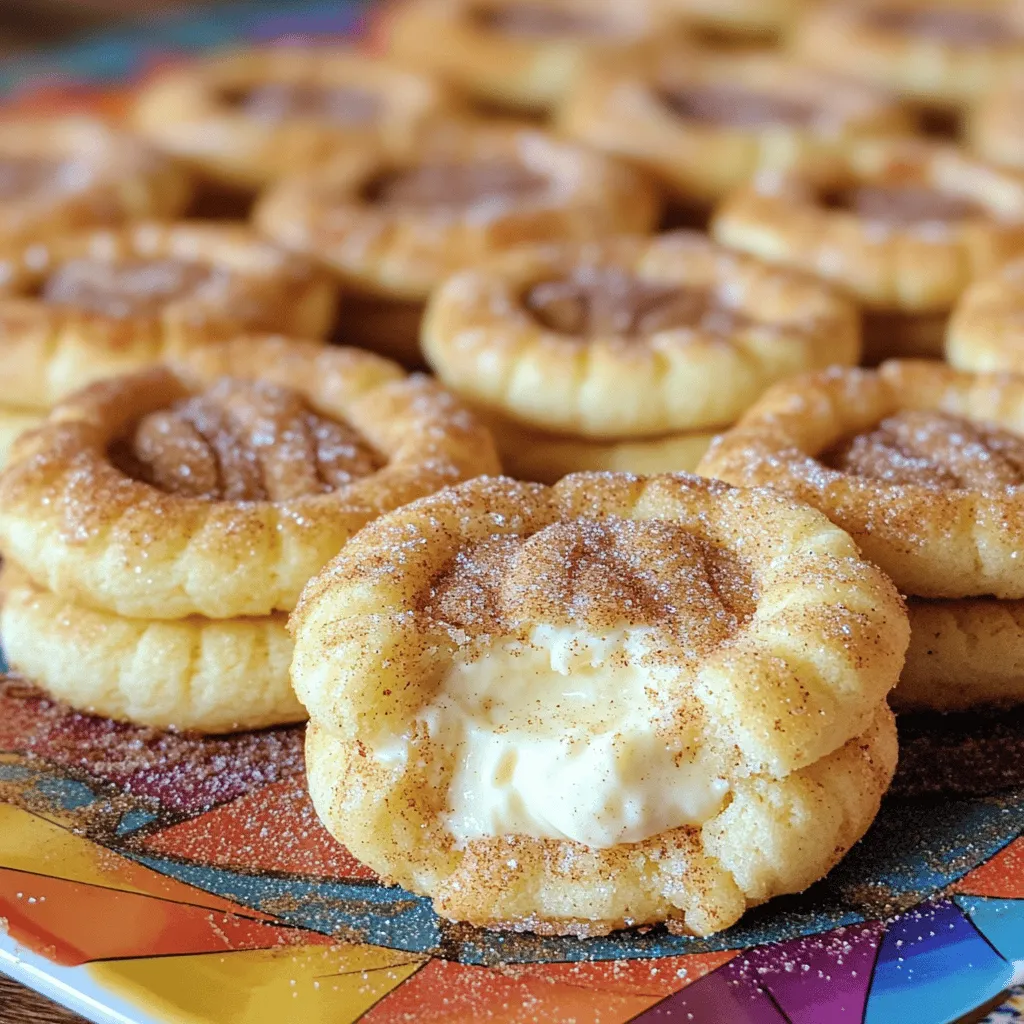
[423,232,859,449]
[0,221,336,420]
[558,51,912,217]
[700,361,1024,710]
[0,118,190,257]
[713,140,1024,361]
[699,360,1024,600]
[0,337,498,731]
[386,0,679,114]
[256,123,658,363]
[292,472,905,936]
[132,48,463,192]
[791,0,1024,131]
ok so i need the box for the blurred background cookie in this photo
[713,139,1024,362]
[423,231,859,477]
[0,118,191,254]
[385,0,684,115]
[559,51,913,226]
[791,0,1024,139]
[256,122,659,363]
[133,48,464,209]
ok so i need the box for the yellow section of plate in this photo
[89,943,424,1024]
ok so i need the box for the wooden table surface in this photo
[0,975,83,1024]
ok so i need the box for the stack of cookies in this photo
[701,360,1024,714]
[292,471,905,937]
[422,231,859,479]
[1,0,1024,944]
[0,337,497,732]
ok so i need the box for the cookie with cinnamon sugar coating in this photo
[0,121,195,456]
[0,221,337,414]
[423,233,859,440]
[255,122,659,363]
[292,472,905,936]
[0,336,500,621]
[698,361,1024,599]
[0,337,498,731]
[712,140,1024,362]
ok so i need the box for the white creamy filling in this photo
[414,624,729,849]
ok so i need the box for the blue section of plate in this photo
[865,900,1013,1024]
[0,1,368,92]
[955,895,1024,966]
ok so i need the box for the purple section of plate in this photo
[744,921,885,1023]
[635,956,788,1023]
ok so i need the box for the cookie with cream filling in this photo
[293,472,905,935]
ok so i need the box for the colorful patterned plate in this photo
[2,678,1024,1024]
[1,4,1024,1021]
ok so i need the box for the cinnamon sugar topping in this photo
[659,84,822,128]
[524,268,756,337]
[823,410,1024,489]
[224,82,382,125]
[111,377,383,501]
[474,3,616,37]
[363,161,549,209]
[822,185,988,225]
[42,258,219,318]
[867,6,1013,44]
[423,517,754,654]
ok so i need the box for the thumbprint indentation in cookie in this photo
[523,266,756,337]
[822,409,1024,489]
[473,2,618,38]
[222,82,383,125]
[362,161,550,209]
[41,258,223,319]
[110,377,384,501]
[658,83,823,128]
[820,184,989,225]
[422,516,755,656]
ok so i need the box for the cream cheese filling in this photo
[414,624,730,849]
